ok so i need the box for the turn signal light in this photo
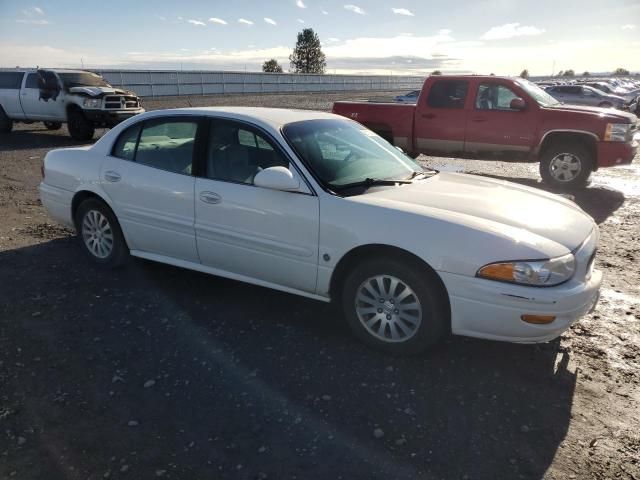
[521,315,556,325]
[477,263,514,282]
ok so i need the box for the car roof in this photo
[141,107,341,129]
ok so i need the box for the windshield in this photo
[58,72,111,88]
[282,119,423,190]
[515,78,560,107]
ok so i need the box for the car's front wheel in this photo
[539,141,593,190]
[341,258,448,355]
[67,110,95,141]
[75,198,129,267]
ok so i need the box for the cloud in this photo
[296,0,306,8]
[238,18,254,25]
[17,6,49,24]
[209,17,227,25]
[155,15,167,21]
[264,17,277,25]
[297,18,305,23]
[344,4,365,14]
[16,19,49,24]
[481,23,544,40]
[327,37,340,42]
[439,29,452,35]
[622,24,636,30]
[322,10,329,15]
[392,8,414,16]
[187,19,206,26]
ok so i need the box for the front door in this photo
[20,71,65,120]
[194,119,320,293]
[464,81,536,154]
[100,117,200,262]
[413,79,470,154]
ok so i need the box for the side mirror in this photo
[254,166,300,192]
[510,97,526,110]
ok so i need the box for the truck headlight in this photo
[83,98,102,108]
[477,253,575,287]
[604,123,630,142]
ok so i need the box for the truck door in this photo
[464,81,536,155]
[413,79,469,154]
[20,70,66,121]
[0,71,26,120]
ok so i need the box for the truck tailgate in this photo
[332,101,415,152]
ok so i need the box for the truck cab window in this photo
[476,84,519,111]
[426,80,469,109]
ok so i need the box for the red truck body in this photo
[333,76,638,188]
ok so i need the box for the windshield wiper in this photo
[332,177,413,191]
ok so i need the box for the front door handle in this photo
[104,171,121,182]
[199,191,221,204]
[421,113,436,119]
[472,116,487,122]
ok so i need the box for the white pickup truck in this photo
[0,68,144,140]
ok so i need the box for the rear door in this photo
[100,116,200,262]
[20,70,66,120]
[413,79,469,153]
[464,81,536,154]
[0,71,26,119]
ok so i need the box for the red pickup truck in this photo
[333,75,638,189]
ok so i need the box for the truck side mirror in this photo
[510,98,526,110]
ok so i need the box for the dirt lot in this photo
[0,91,639,480]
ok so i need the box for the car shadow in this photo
[0,126,106,152]
[475,173,625,224]
[0,238,576,479]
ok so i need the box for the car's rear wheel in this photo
[75,198,129,267]
[539,141,593,190]
[341,258,448,355]
[0,107,13,133]
[67,110,95,141]
[44,121,62,131]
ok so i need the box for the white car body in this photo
[39,107,602,344]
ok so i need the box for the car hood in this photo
[352,172,594,251]
[545,103,637,122]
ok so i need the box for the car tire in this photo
[539,141,593,190]
[44,121,63,131]
[341,257,449,355]
[598,102,612,108]
[0,107,13,133]
[75,198,129,268]
[67,110,95,141]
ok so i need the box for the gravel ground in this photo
[0,91,639,480]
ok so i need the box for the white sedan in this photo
[40,107,602,354]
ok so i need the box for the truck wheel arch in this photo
[537,130,598,170]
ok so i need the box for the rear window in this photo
[426,80,469,108]
[0,72,24,89]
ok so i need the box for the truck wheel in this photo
[0,107,13,133]
[67,110,95,141]
[44,121,62,131]
[341,257,449,355]
[539,142,593,190]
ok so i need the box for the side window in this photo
[206,121,288,185]
[135,119,198,175]
[476,84,519,111]
[111,124,141,160]
[25,73,39,89]
[0,72,24,89]
[426,80,469,108]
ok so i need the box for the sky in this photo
[0,0,639,76]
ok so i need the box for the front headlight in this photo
[83,98,102,108]
[604,123,630,142]
[477,253,575,287]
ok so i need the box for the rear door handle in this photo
[472,116,487,122]
[199,191,221,204]
[104,171,121,182]
[421,113,435,119]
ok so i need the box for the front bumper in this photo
[597,139,637,168]
[83,108,145,127]
[440,269,602,343]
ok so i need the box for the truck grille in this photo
[103,95,140,110]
